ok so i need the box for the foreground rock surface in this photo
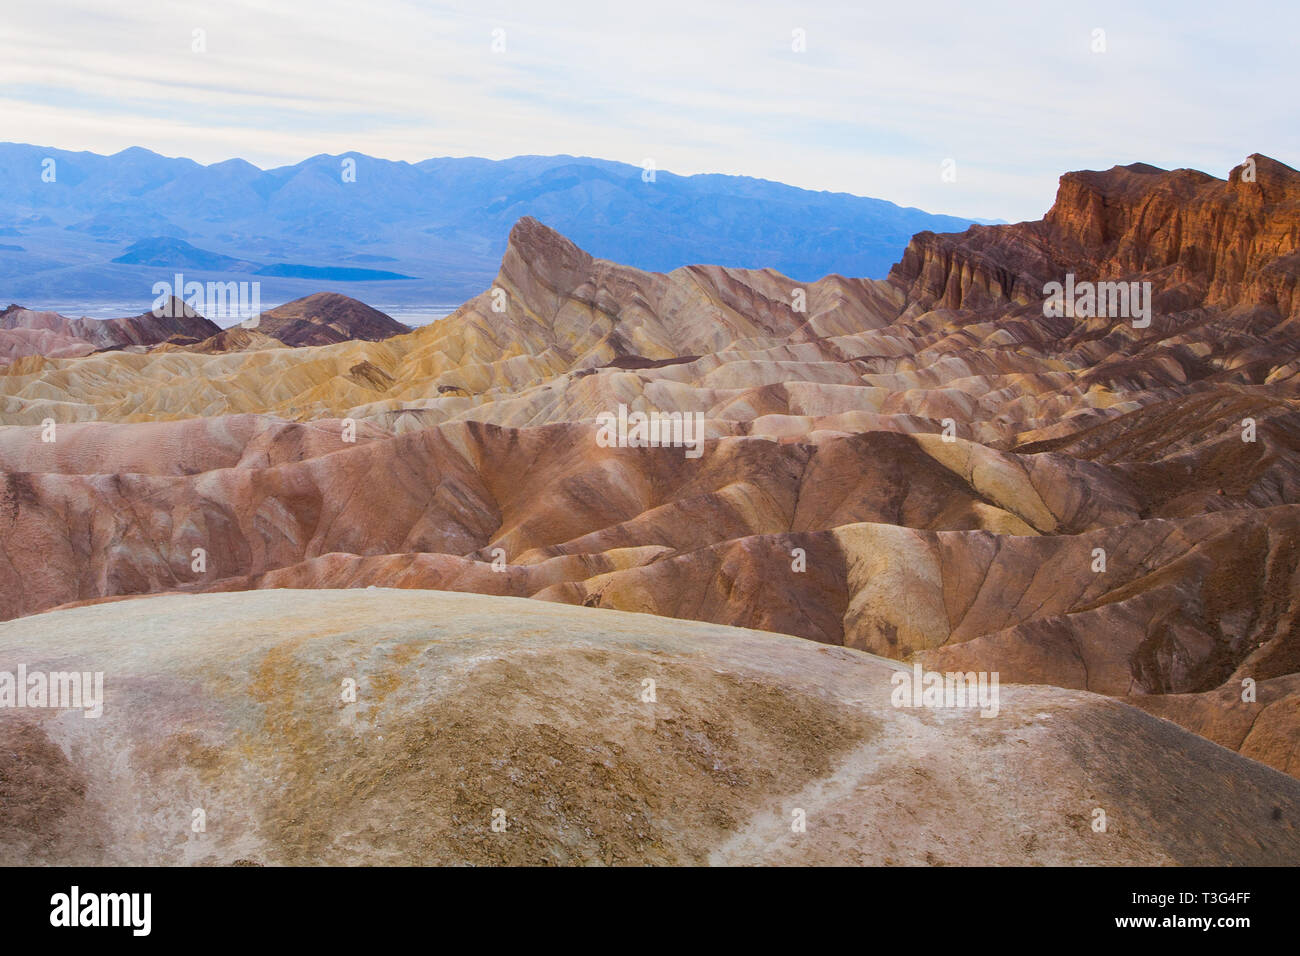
[1,589,1297,866]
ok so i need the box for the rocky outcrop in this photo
[0,297,219,364]
[250,292,410,346]
[164,326,288,354]
[889,155,1300,318]
[1,293,411,363]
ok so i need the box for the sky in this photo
[1,0,1296,223]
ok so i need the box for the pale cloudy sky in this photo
[1,0,1295,222]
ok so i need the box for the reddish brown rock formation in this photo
[0,297,219,363]
[890,154,1300,318]
[251,292,410,346]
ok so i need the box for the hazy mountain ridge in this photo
[0,143,984,307]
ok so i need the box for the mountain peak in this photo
[253,292,409,347]
[1229,153,1300,197]
[149,295,204,320]
[507,216,590,257]
[503,216,595,279]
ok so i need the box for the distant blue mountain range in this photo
[0,143,991,311]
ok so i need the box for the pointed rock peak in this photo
[151,295,205,320]
[504,216,593,273]
[1229,153,1300,197]
[208,157,261,174]
[112,145,155,157]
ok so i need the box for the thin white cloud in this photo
[2,0,1295,221]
